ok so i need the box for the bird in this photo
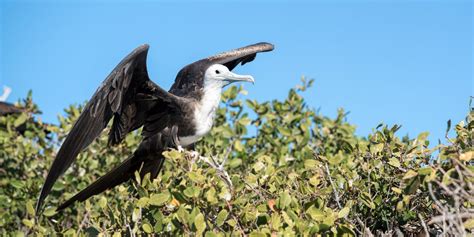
[36,42,274,213]
[0,98,49,135]
[0,85,22,115]
[0,101,23,115]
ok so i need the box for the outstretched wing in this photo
[206,42,274,70]
[36,44,179,213]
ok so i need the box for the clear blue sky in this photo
[1,0,472,145]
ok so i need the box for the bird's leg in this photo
[189,150,200,159]
[209,155,221,168]
[219,141,234,169]
[170,125,184,152]
[184,143,199,160]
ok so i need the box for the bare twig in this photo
[428,212,474,225]
[418,214,429,237]
[200,154,233,192]
[324,163,342,208]
[76,210,90,235]
[123,200,136,237]
[428,183,447,213]
[356,217,374,237]
[184,150,234,193]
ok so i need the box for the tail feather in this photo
[57,153,163,211]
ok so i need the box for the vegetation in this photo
[1,80,473,236]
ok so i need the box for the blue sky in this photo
[1,0,472,145]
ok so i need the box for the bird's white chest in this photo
[179,86,221,146]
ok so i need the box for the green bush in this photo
[1,80,472,236]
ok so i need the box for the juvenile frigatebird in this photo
[0,102,23,115]
[36,42,274,213]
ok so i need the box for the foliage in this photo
[0,81,473,236]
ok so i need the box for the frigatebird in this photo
[36,42,274,213]
[0,102,23,115]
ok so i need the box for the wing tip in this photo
[139,44,150,50]
[35,197,44,215]
[35,188,50,215]
[254,42,275,52]
[133,44,150,55]
[129,44,150,57]
[35,171,56,215]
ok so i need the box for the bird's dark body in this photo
[36,42,274,212]
[0,102,23,115]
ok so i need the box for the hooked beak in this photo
[223,71,255,84]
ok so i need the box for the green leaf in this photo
[188,171,205,183]
[142,223,153,234]
[205,232,218,237]
[43,207,56,217]
[163,149,183,160]
[304,159,318,169]
[26,200,35,216]
[402,170,418,180]
[176,206,189,223]
[63,229,76,236]
[463,218,474,229]
[216,209,228,227]
[184,186,197,198]
[306,206,324,221]
[149,193,170,206]
[14,113,28,127]
[228,158,242,168]
[372,143,384,153]
[234,140,244,152]
[205,187,217,204]
[136,197,149,208]
[13,232,25,237]
[418,167,433,176]
[417,132,430,142]
[338,207,350,218]
[271,213,281,229]
[112,232,122,237]
[194,213,206,235]
[99,196,107,209]
[22,219,34,228]
[442,168,455,185]
[278,191,291,209]
[360,192,375,209]
[238,117,252,126]
[391,187,402,194]
[252,161,265,172]
[10,180,24,189]
[277,126,292,137]
[388,157,400,168]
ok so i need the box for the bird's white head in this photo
[203,64,254,88]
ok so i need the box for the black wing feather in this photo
[36,44,180,213]
[207,42,274,70]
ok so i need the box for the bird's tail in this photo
[57,153,164,211]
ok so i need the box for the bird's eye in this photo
[215,70,220,74]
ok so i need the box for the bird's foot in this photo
[177,145,185,153]
[189,151,200,159]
